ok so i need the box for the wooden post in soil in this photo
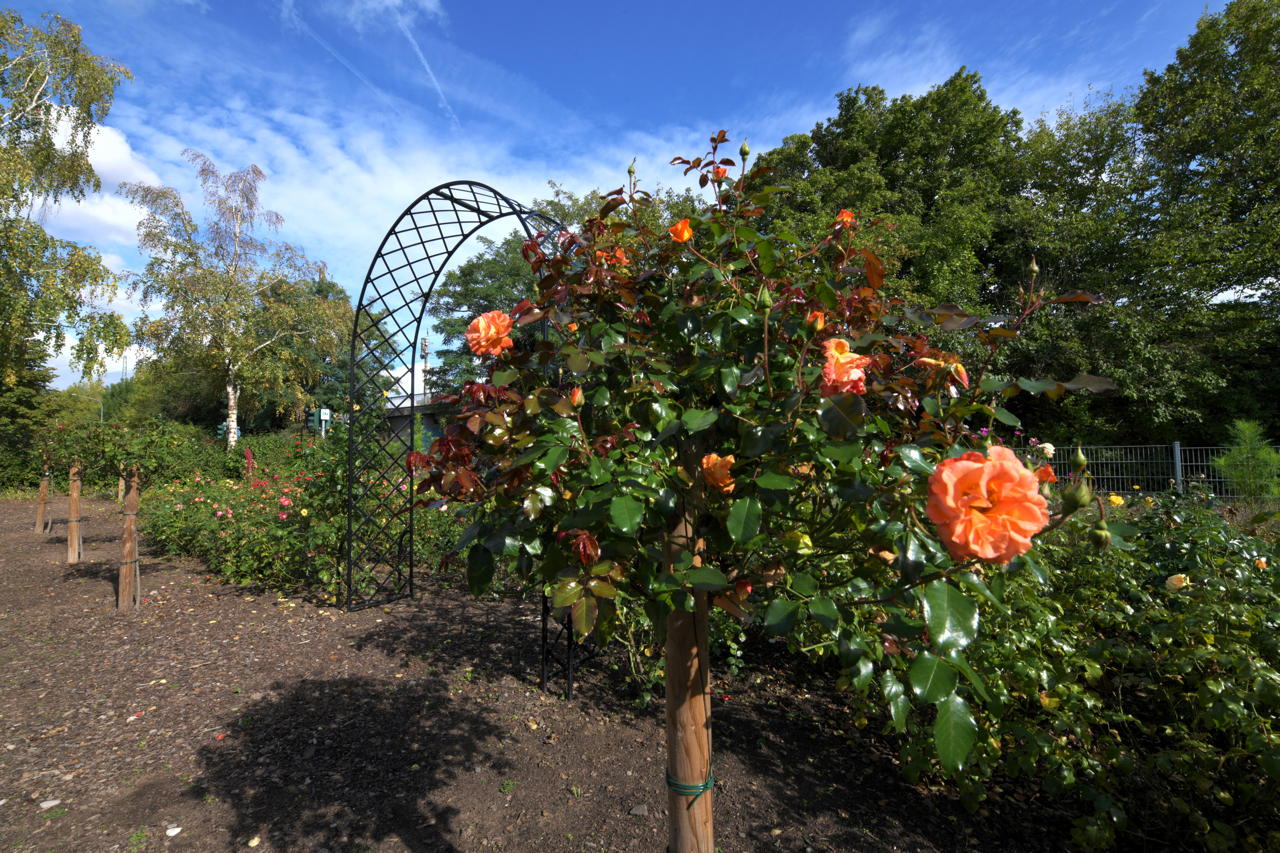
[117,474,125,503]
[118,467,141,610]
[66,462,83,564]
[663,487,714,853]
[34,471,50,534]
[665,590,714,853]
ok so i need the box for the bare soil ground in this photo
[0,497,1077,852]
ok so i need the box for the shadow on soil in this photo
[195,676,506,852]
[351,583,548,686]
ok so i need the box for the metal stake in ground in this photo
[118,467,141,610]
[66,462,83,564]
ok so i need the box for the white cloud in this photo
[316,0,447,32]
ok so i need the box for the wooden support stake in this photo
[117,475,125,503]
[66,463,83,564]
[118,467,141,610]
[665,591,714,853]
[34,472,50,534]
[663,480,713,853]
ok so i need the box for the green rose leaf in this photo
[993,407,1021,427]
[492,368,518,386]
[921,581,979,651]
[755,471,797,490]
[466,545,495,596]
[897,445,934,475]
[790,571,819,597]
[763,598,802,634]
[610,495,644,535]
[933,693,978,773]
[685,565,728,592]
[726,496,762,543]
[570,595,598,637]
[881,672,909,734]
[809,595,839,630]
[681,408,719,434]
[552,579,583,608]
[909,651,958,702]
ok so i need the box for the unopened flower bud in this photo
[1089,520,1112,550]
[627,160,636,179]
[1061,479,1093,514]
[570,387,584,407]
[739,140,750,161]
[1028,255,1040,278]
[1072,445,1088,472]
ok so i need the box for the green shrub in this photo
[1215,419,1280,499]
[143,427,463,598]
[857,488,1279,850]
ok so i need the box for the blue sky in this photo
[21,0,1222,387]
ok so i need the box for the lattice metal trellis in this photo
[344,181,562,610]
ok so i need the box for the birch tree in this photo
[122,150,344,448]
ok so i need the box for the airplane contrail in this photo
[280,0,407,119]
[395,14,462,130]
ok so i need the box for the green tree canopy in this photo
[0,10,131,384]
[121,150,347,447]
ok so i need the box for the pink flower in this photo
[278,512,289,520]
[280,497,293,507]
[195,496,204,502]
[215,510,224,518]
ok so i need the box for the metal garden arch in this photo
[344,181,562,610]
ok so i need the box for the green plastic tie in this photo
[665,764,715,809]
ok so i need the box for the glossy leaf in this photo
[726,497,762,543]
[685,565,728,591]
[933,694,978,773]
[610,495,644,535]
[763,598,801,634]
[909,651,958,702]
[921,581,979,651]
[755,471,798,490]
[681,408,719,433]
[881,672,909,734]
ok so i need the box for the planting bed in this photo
[0,498,1075,851]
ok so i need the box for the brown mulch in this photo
[0,497,1077,852]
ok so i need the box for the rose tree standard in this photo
[414,132,1104,852]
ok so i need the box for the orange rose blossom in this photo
[466,310,514,357]
[701,453,735,494]
[820,338,872,396]
[926,446,1050,564]
[669,218,693,243]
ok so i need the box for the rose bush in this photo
[414,132,1104,795]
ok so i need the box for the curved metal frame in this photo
[344,181,562,610]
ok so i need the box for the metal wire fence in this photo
[1037,443,1280,502]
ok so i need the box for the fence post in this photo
[1173,441,1184,494]
[34,471,50,534]
[66,462,83,563]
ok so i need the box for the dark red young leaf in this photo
[860,249,884,289]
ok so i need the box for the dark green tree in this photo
[1135,0,1280,308]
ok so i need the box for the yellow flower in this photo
[300,508,309,517]
[1165,573,1190,592]
[1108,494,1124,508]
[1132,484,1141,491]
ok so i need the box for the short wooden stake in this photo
[66,463,83,564]
[34,472,50,534]
[118,468,141,610]
[117,474,125,503]
[665,591,714,853]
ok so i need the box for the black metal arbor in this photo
[344,181,562,610]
